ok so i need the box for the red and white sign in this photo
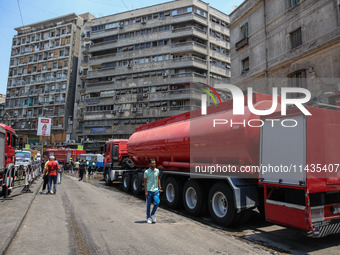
[37,117,51,136]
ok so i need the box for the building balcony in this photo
[86,72,207,92]
[89,45,171,66]
[89,26,207,53]
[81,44,90,54]
[52,124,64,130]
[171,26,207,40]
[210,51,230,63]
[90,13,208,40]
[87,57,207,79]
[210,65,231,77]
[171,41,207,55]
[168,56,207,70]
[84,97,100,106]
[235,37,248,51]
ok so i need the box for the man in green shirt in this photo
[144,158,162,224]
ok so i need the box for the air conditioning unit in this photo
[111,110,116,114]
[131,108,137,112]
[143,93,148,97]
[161,107,167,111]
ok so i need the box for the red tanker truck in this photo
[103,93,340,237]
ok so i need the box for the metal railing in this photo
[1,161,42,199]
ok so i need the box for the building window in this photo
[241,57,249,73]
[288,69,307,97]
[241,23,248,38]
[288,0,300,8]
[290,27,302,49]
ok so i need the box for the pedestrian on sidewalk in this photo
[46,156,59,194]
[57,163,64,184]
[79,160,86,181]
[41,159,50,194]
[144,158,162,224]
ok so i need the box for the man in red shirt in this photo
[46,156,59,194]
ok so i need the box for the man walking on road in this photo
[144,158,162,224]
[79,160,86,181]
[46,156,59,194]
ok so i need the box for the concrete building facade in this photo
[0,94,6,123]
[4,13,91,146]
[229,0,340,103]
[75,0,231,147]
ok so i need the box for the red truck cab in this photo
[104,139,128,167]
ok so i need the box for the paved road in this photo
[6,175,271,255]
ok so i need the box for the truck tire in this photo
[122,173,131,192]
[164,177,182,209]
[183,179,207,216]
[131,174,142,195]
[208,182,236,226]
[104,169,112,186]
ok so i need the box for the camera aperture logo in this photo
[199,84,312,128]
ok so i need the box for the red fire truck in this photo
[103,93,340,237]
[45,148,86,165]
[0,124,17,195]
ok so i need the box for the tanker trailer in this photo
[126,93,277,226]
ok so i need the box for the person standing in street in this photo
[144,158,162,224]
[40,159,49,194]
[57,163,64,184]
[46,156,59,194]
[86,160,89,176]
[69,158,74,174]
[74,160,80,175]
[79,160,86,181]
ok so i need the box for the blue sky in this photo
[0,0,245,95]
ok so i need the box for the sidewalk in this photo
[0,176,42,255]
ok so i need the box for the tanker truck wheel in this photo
[104,169,112,186]
[122,173,131,192]
[183,180,207,216]
[131,174,142,195]
[208,182,236,226]
[164,177,182,209]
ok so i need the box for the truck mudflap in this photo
[307,219,340,238]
